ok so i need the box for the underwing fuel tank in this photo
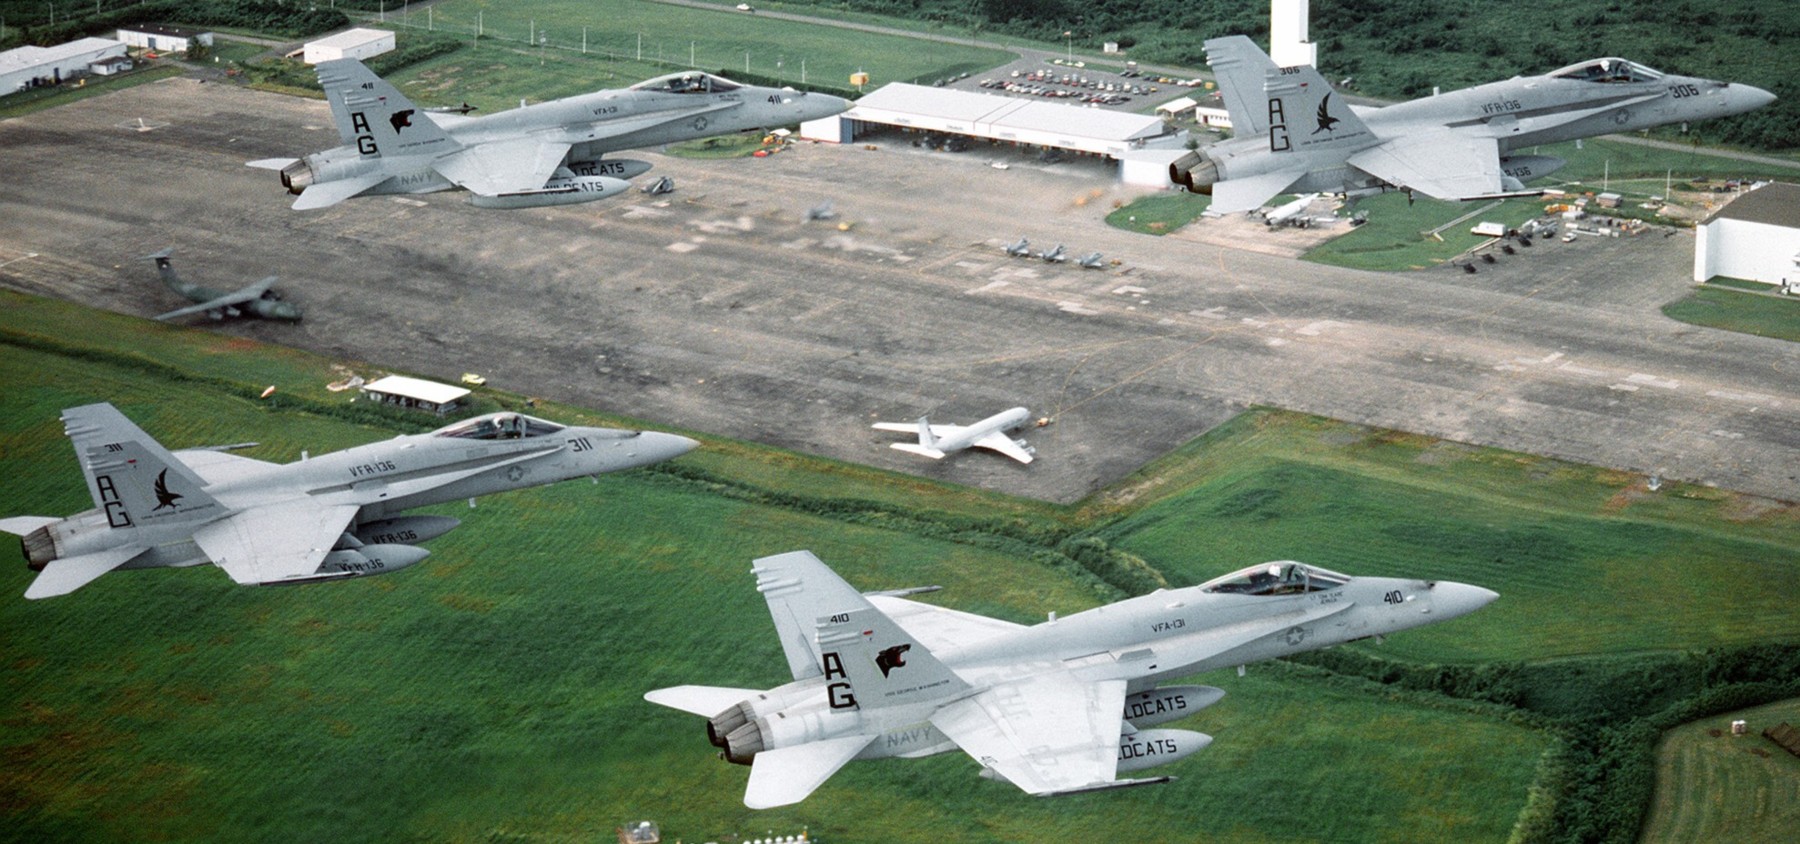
[313,543,430,577]
[565,159,653,180]
[1116,729,1211,773]
[1498,155,1567,191]
[1124,685,1226,728]
[351,515,461,546]
[466,176,631,209]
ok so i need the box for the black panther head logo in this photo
[875,644,911,678]
[389,109,415,133]
[1311,94,1341,135]
[152,469,183,511]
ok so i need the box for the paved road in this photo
[1,79,1795,505]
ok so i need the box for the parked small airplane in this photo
[145,248,299,322]
[805,201,837,221]
[1036,243,1068,263]
[1003,237,1031,257]
[1076,251,1105,269]
[873,407,1034,464]
[640,175,676,195]
[1,403,697,599]
[647,550,1497,807]
[251,59,849,210]
[1170,36,1776,212]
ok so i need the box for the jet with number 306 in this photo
[646,550,1496,808]
[1170,36,1776,213]
[1,403,697,599]
[250,59,850,210]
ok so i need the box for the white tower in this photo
[1270,0,1317,68]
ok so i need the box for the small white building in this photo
[303,28,396,65]
[89,55,135,76]
[1694,182,1800,286]
[117,24,213,54]
[1155,96,1198,120]
[0,37,127,95]
[362,375,471,415]
[1195,106,1233,129]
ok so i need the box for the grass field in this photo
[1105,192,1212,235]
[377,0,1013,92]
[0,293,1555,842]
[0,65,183,120]
[1661,285,1800,343]
[1640,698,1800,843]
[1302,193,1549,271]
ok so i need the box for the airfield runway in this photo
[1,78,1797,503]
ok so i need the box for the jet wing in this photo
[23,544,148,600]
[871,422,965,437]
[1208,168,1311,215]
[431,137,572,197]
[1345,131,1503,202]
[175,449,278,487]
[293,171,391,211]
[191,502,360,585]
[744,734,878,809]
[929,673,1130,796]
[154,277,281,321]
[972,430,1034,464]
[867,595,1025,653]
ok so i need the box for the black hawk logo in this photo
[152,469,183,511]
[1311,94,1341,135]
[389,109,415,133]
[875,644,911,678]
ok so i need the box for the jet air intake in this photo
[1168,149,1221,193]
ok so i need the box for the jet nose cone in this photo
[1431,581,1499,619]
[635,431,700,465]
[1735,84,1777,113]
[799,93,852,121]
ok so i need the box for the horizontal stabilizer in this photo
[0,516,58,536]
[744,734,877,809]
[293,171,390,211]
[890,443,948,459]
[24,545,146,600]
[1209,169,1309,215]
[645,685,762,718]
[246,158,297,171]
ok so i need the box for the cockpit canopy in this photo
[1200,562,1350,596]
[630,71,741,95]
[1550,58,1663,84]
[434,412,566,440]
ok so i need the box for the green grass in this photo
[1705,277,1780,293]
[1302,193,1550,271]
[1662,285,1800,343]
[665,133,770,159]
[376,0,1014,92]
[0,65,183,119]
[1105,191,1211,235]
[1640,698,1800,843]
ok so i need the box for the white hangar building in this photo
[304,28,396,65]
[0,38,126,95]
[802,82,1189,185]
[1694,182,1800,286]
[116,24,213,54]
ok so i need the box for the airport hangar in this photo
[800,82,1194,188]
[1694,181,1800,288]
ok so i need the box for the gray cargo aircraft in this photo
[1,403,697,599]
[647,550,1496,807]
[145,248,300,322]
[1170,36,1776,213]
[250,59,850,210]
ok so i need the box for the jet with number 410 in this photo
[1,403,697,599]
[646,550,1496,808]
[1170,36,1777,213]
[250,59,850,210]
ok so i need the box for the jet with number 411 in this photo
[646,550,1496,808]
[1170,36,1776,213]
[1,403,697,599]
[251,59,850,210]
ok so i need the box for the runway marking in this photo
[966,280,1011,295]
[621,205,672,219]
[1267,337,1289,347]
[1710,430,1745,440]
[1190,307,1227,320]
[391,197,427,207]
[666,242,700,253]
[694,216,755,233]
[1113,285,1147,296]
[1609,383,1640,392]
[1494,364,1528,372]
[1707,389,1775,404]
[1058,301,1099,315]
[1296,320,1346,336]
[1558,363,1607,377]
[779,238,816,250]
[1625,373,1680,389]
[953,260,986,271]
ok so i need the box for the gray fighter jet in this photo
[145,248,300,322]
[873,407,1034,463]
[1170,36,1777,213]
[1,403,697,599]
[647,550,1496,808]
[1076,251,1105,269]
[1003,237,1031,257]
[1036,243,1068,263]
[249,59,850,210]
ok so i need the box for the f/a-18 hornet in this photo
[145,248,300,322]
[1,404,697,599]
[251,59,850,210]
[1170,36,1776,213]
[647,550,1496,807]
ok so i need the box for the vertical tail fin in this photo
[915,416,936,450]
[314,58,455,159]
[754,550,872,681]
[817,605,968,712]
[1203,36,1279,135]
[62,404,224,529]
[1262,65,1373,157]
[142,247,185,297]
